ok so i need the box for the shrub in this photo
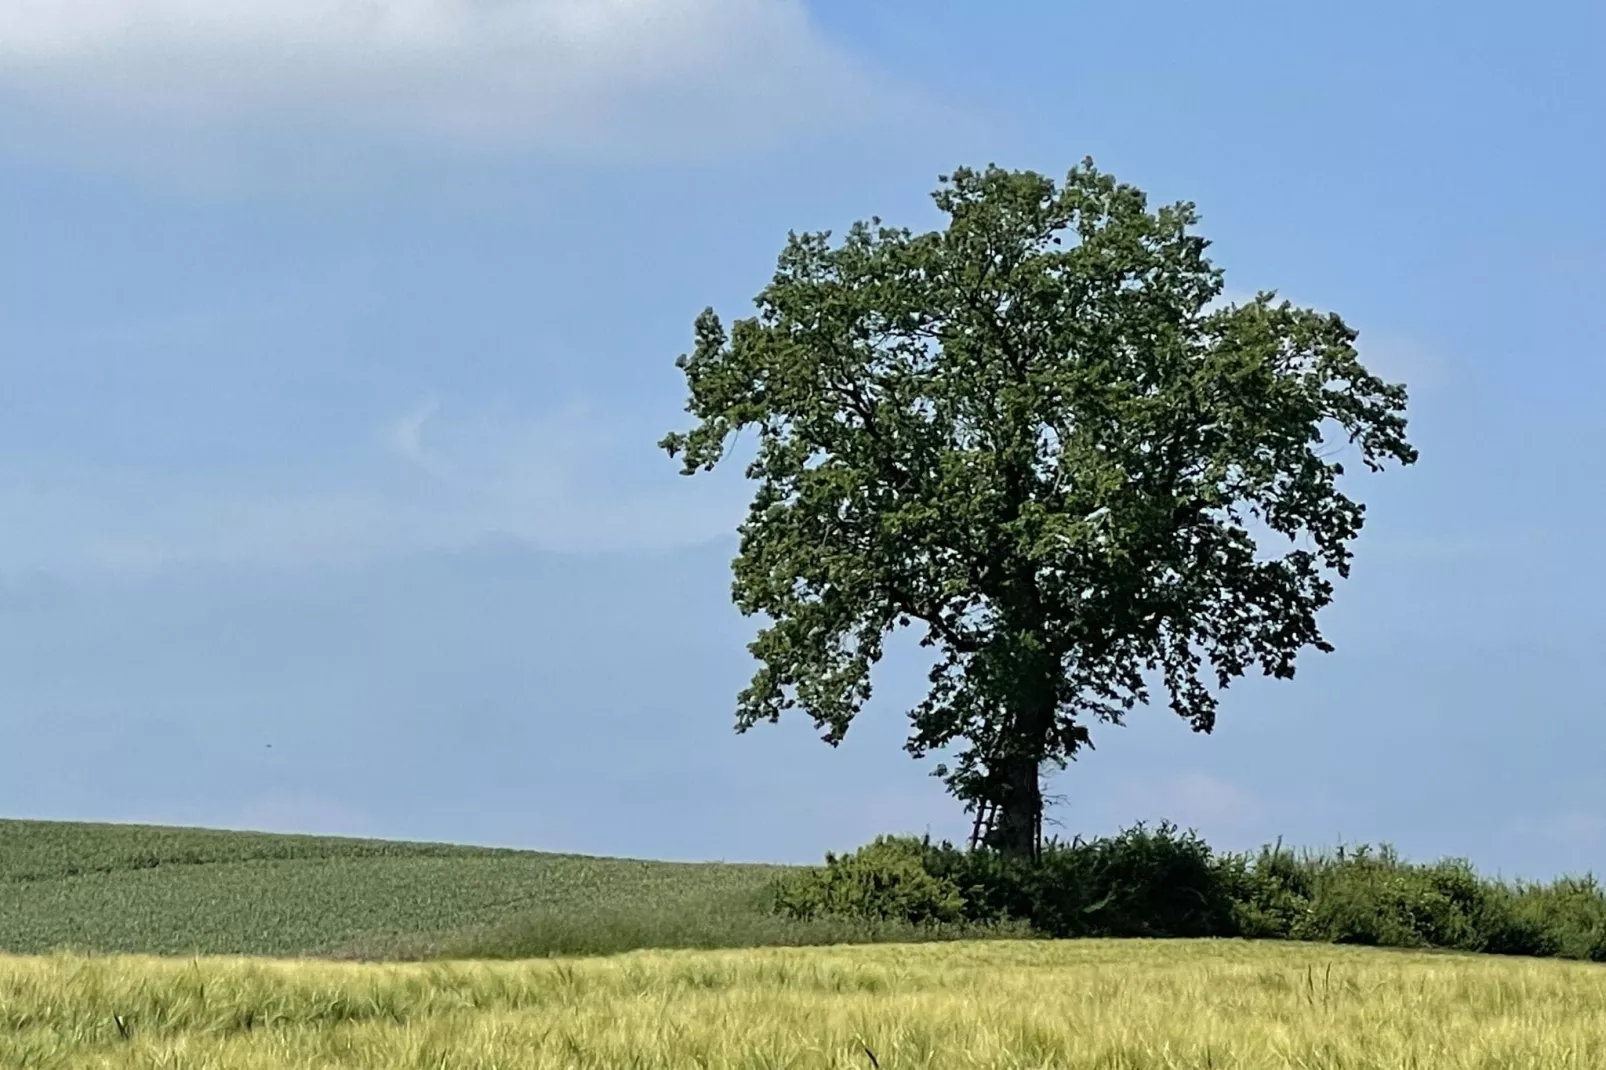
[770,836,967,926]
[772,825,1606,964]
[1027,822,1236,939]
[1216,839,1313,940]
[916,838,1035,926]
[1271,847,1576,958]
[1471,888,1560,959]
[1289,848,1477,949]
[1216,841,1577,958]
[1506,875,1606,962]
[1296,858,1450,948]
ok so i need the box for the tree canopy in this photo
[662,161,1417,857]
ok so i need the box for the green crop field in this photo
[4,939,1605,1068]
[0,818,806,959]
[6,819,1606,1066]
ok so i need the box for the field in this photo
[3,939,1604,1068]
[0,819,807,959]
[6,819,1606,1066]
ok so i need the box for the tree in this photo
[661,161,1417,859]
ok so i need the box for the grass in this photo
[0,818,805,959]
[3,939,1604,1067]
[7,818,1606,1065]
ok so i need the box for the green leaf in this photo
[663,160,1417,856]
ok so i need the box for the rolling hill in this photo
[0,818,792,958]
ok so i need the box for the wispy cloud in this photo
[383,397,445,475]
[0,396,749,576]
[0,0,900,170]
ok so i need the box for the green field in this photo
[6,818,1606,1066]
[0,818,820,959]
[4,940,1604,1068]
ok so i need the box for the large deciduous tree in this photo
[662,161,1417,859]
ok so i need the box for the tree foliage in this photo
[662,161,1417,856]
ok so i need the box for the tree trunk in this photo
[987,750,1043,860]
[983,643,1058,861]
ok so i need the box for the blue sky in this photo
[1,1,1601,880]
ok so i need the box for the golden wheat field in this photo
[2,939,1604,1069]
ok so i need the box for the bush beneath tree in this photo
[771,823,1606,962]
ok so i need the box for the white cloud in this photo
[377,395,751,551]
[383,397,444,474]
[0,0,891,159]
[0,396,750,575]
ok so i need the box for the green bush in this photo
[770,835,967,926]
[1235,844,1586,959]
[1506,876,1606,961]
[778,824,1606,964]
[917,821,1236,938]
[1217,839,1313,940]
[916,838,1035,926]
[1027,822,1236,939]
[1292,848,1476,949]
[1472,889,1561,959]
